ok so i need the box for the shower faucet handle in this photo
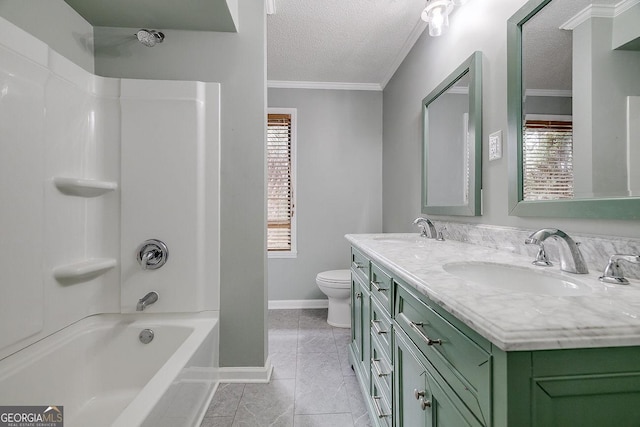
[137,239,169,270]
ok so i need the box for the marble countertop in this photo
[346,233,640,351]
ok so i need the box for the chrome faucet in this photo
[136,291,159,311]
[599,254,640,285]
[137,239,169,270]
[525,228,588,274]
[413,217,438,239]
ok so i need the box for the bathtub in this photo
[0,312,219,427]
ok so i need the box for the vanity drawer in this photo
[370,262,392,314]
[371,333,393,397]
[395,283,491,423]
[371,376,392,427]
[351,247,369,285]
[371,297,392,356]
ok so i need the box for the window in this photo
[267,108,297,257]
[523,118,574,200]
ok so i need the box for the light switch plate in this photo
[489,130,502,161]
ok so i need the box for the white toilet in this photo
[316,269,351,328]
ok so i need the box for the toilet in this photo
[316,269,351,328]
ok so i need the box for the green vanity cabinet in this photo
[348,243,640,426]
[395,327,484,427]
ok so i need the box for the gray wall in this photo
[524,96,572,116]
[382,0,640,238]
[268,88,383,301]
[0,0,94,72]
[94,1,267,367]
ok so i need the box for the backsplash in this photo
[437,221,640,280]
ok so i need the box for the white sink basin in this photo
[443,262,592,296]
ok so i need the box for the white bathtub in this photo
[0,312,219,427]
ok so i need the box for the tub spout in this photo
[136,291,159,311]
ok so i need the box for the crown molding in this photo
[560,0,639,29]
[616,0,640,14]
[267,80,382,91]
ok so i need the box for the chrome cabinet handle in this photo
[372,396,390,419]
[371,358,391,377]
[414,389,431,409]
[371,280,389,292]
[355,292,362,299]
[371,320,388,335]
[420,398,432,410]
[354,262,366,270]
[399,313,442,346]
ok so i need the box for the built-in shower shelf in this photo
[53,177,117,197]
[53,258,117,282]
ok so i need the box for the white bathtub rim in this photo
[0,311,218,368]
[0,311,219,427]
[110,312,219,427]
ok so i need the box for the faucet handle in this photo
[137,239,169,270]
[532,243,552,267]
[413,217,437,239]
[599,254,640,285]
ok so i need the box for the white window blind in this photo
[523,120,574,200]
[267,112,296,253]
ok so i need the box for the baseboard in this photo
[216,356,273,383]
[268,299,329,309]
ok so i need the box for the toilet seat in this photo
[316,270,350,288]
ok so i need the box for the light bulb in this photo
[422,0,454,36]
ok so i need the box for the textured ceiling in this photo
[267,0,427,88]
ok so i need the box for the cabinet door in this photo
[533,374,640,426]
[396,329,484,427]
[351,275,363,361]
[351,274,371,382]
[424,366,484,427]
[362,285,371,382]
[395,330,429,427]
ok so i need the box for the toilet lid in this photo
[316,269,351,284]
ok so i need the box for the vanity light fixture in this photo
[421,0,455,37]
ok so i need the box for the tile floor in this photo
[200,308,372,427]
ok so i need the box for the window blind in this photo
[523,120,574,200]
[267,113,294,251]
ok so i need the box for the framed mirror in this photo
[507,0,640,219]
[422,51,482,216]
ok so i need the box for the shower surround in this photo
[0,16,220,426]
